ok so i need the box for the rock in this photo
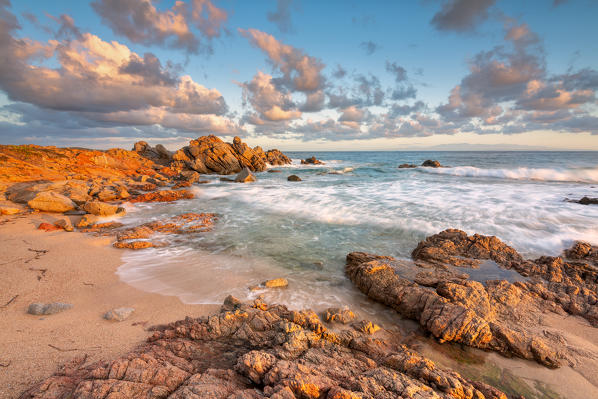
[179,170,201,183]
[82,200,119,216]
[234,168,257,183]
[54,217,74,232]
[353,320,380,335]
[132,141,173,165]
[22,298,509,399]
[398,163,417,168]
[287,175,302,182]
[113,241,154,250]
[421,160,441,167]
[129,189,194,203]
[104,307,135,322]
[76,214,99,228]
[347,230,598,368]
[27,191,76,213]
[27,302,73,315]
[300,156,324,165]
[263,278,288,288]
[324,307,355,324]
[267,169,282,173]
[572,196,598,205]
[265,149,292,165]
[38,222,62,232]
[0,205,21,215]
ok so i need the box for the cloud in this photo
[0,1,241,142]
[48,14,82,40]
[431,0,496,33]
[386,61,407,82]
[239,28,325,92]
[267,0,295,34]
[332,64,347,79]
[238,71,301,122]
[360,40,379,55]
[91,0,227,54]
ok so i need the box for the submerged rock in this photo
[569,196,598,205]
[287,174,301,182]
[398,163,417,168]
[27,302,73,315]
[262,278,288,288]
[22,298,509,399]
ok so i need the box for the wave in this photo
[417,166,598,183]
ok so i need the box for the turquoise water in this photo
[117,151,598,309]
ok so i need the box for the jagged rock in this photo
[353,320,380,335]
[265,149,292,166]
[398,163,417,168]
[22,298,509,399]
[28,191,76,213]
[234,168,256,183]
[104,307,135,322]
[179,170,201,183]
[324,307,355,324]
[129,190,194,203]
[564,241,598,266]
[82,200,119,216]
[133,141,173,165]
[262,278,288,288]
[347,230,598,368]
[287,175,301,182]
[300,156,324,165]
[421,160,442,167]
[27,302,73,315]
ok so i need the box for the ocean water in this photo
[117,151,598,311]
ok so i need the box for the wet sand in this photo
[0,213,219,398]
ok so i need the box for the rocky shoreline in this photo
[1,139,597,398]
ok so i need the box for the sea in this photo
[116,151,598,313]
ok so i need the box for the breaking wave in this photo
[417,166,598,183]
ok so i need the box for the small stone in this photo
[263,278,288,288]
[54,217,74,232]
[38,222,62,232]
[28,302,73,315]
[287,175,302,182]
[104,307,135,322]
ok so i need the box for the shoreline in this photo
[0,212,219,398]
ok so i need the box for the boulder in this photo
[179,170,201,183]
[234,168,256,183]
[76,214,99,228]
[27,191,76,213]
[398,163,417,168]
[421,160,441,167]
[287,175,302,182]
[265,149,292,165]
[0,205,21,215]
[27,302,73,315]
[324,307,355,324]
[577,196,598,205]
[104,307,135,322]
[82,201,119,216]
[301,156,324,165]
[54,217,74,232]
[38,222,62,232]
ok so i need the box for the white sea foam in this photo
[417,166,598,183]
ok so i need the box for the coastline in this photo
[0,212,219,398]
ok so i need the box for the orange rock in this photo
[38,222,62,232]
[129,190,194,203]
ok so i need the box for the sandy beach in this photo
[0,212,219,398]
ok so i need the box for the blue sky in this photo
[0,0,597,150]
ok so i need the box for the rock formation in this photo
[300,156,324,165]
[132,141,173,165]
[347,229,598,369]
[21,297,508,399]
[421,160,442,167]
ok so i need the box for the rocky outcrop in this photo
[113,213,216,249]
[171,136,290,175]
[21,298,508,399]
[264,149,292,166]
[568,196,598,205]
[422,160,442,167]
[129,189,194,203]
[301,156,324,165]
[347,230,598,368]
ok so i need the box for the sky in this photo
[0,0,597,151]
